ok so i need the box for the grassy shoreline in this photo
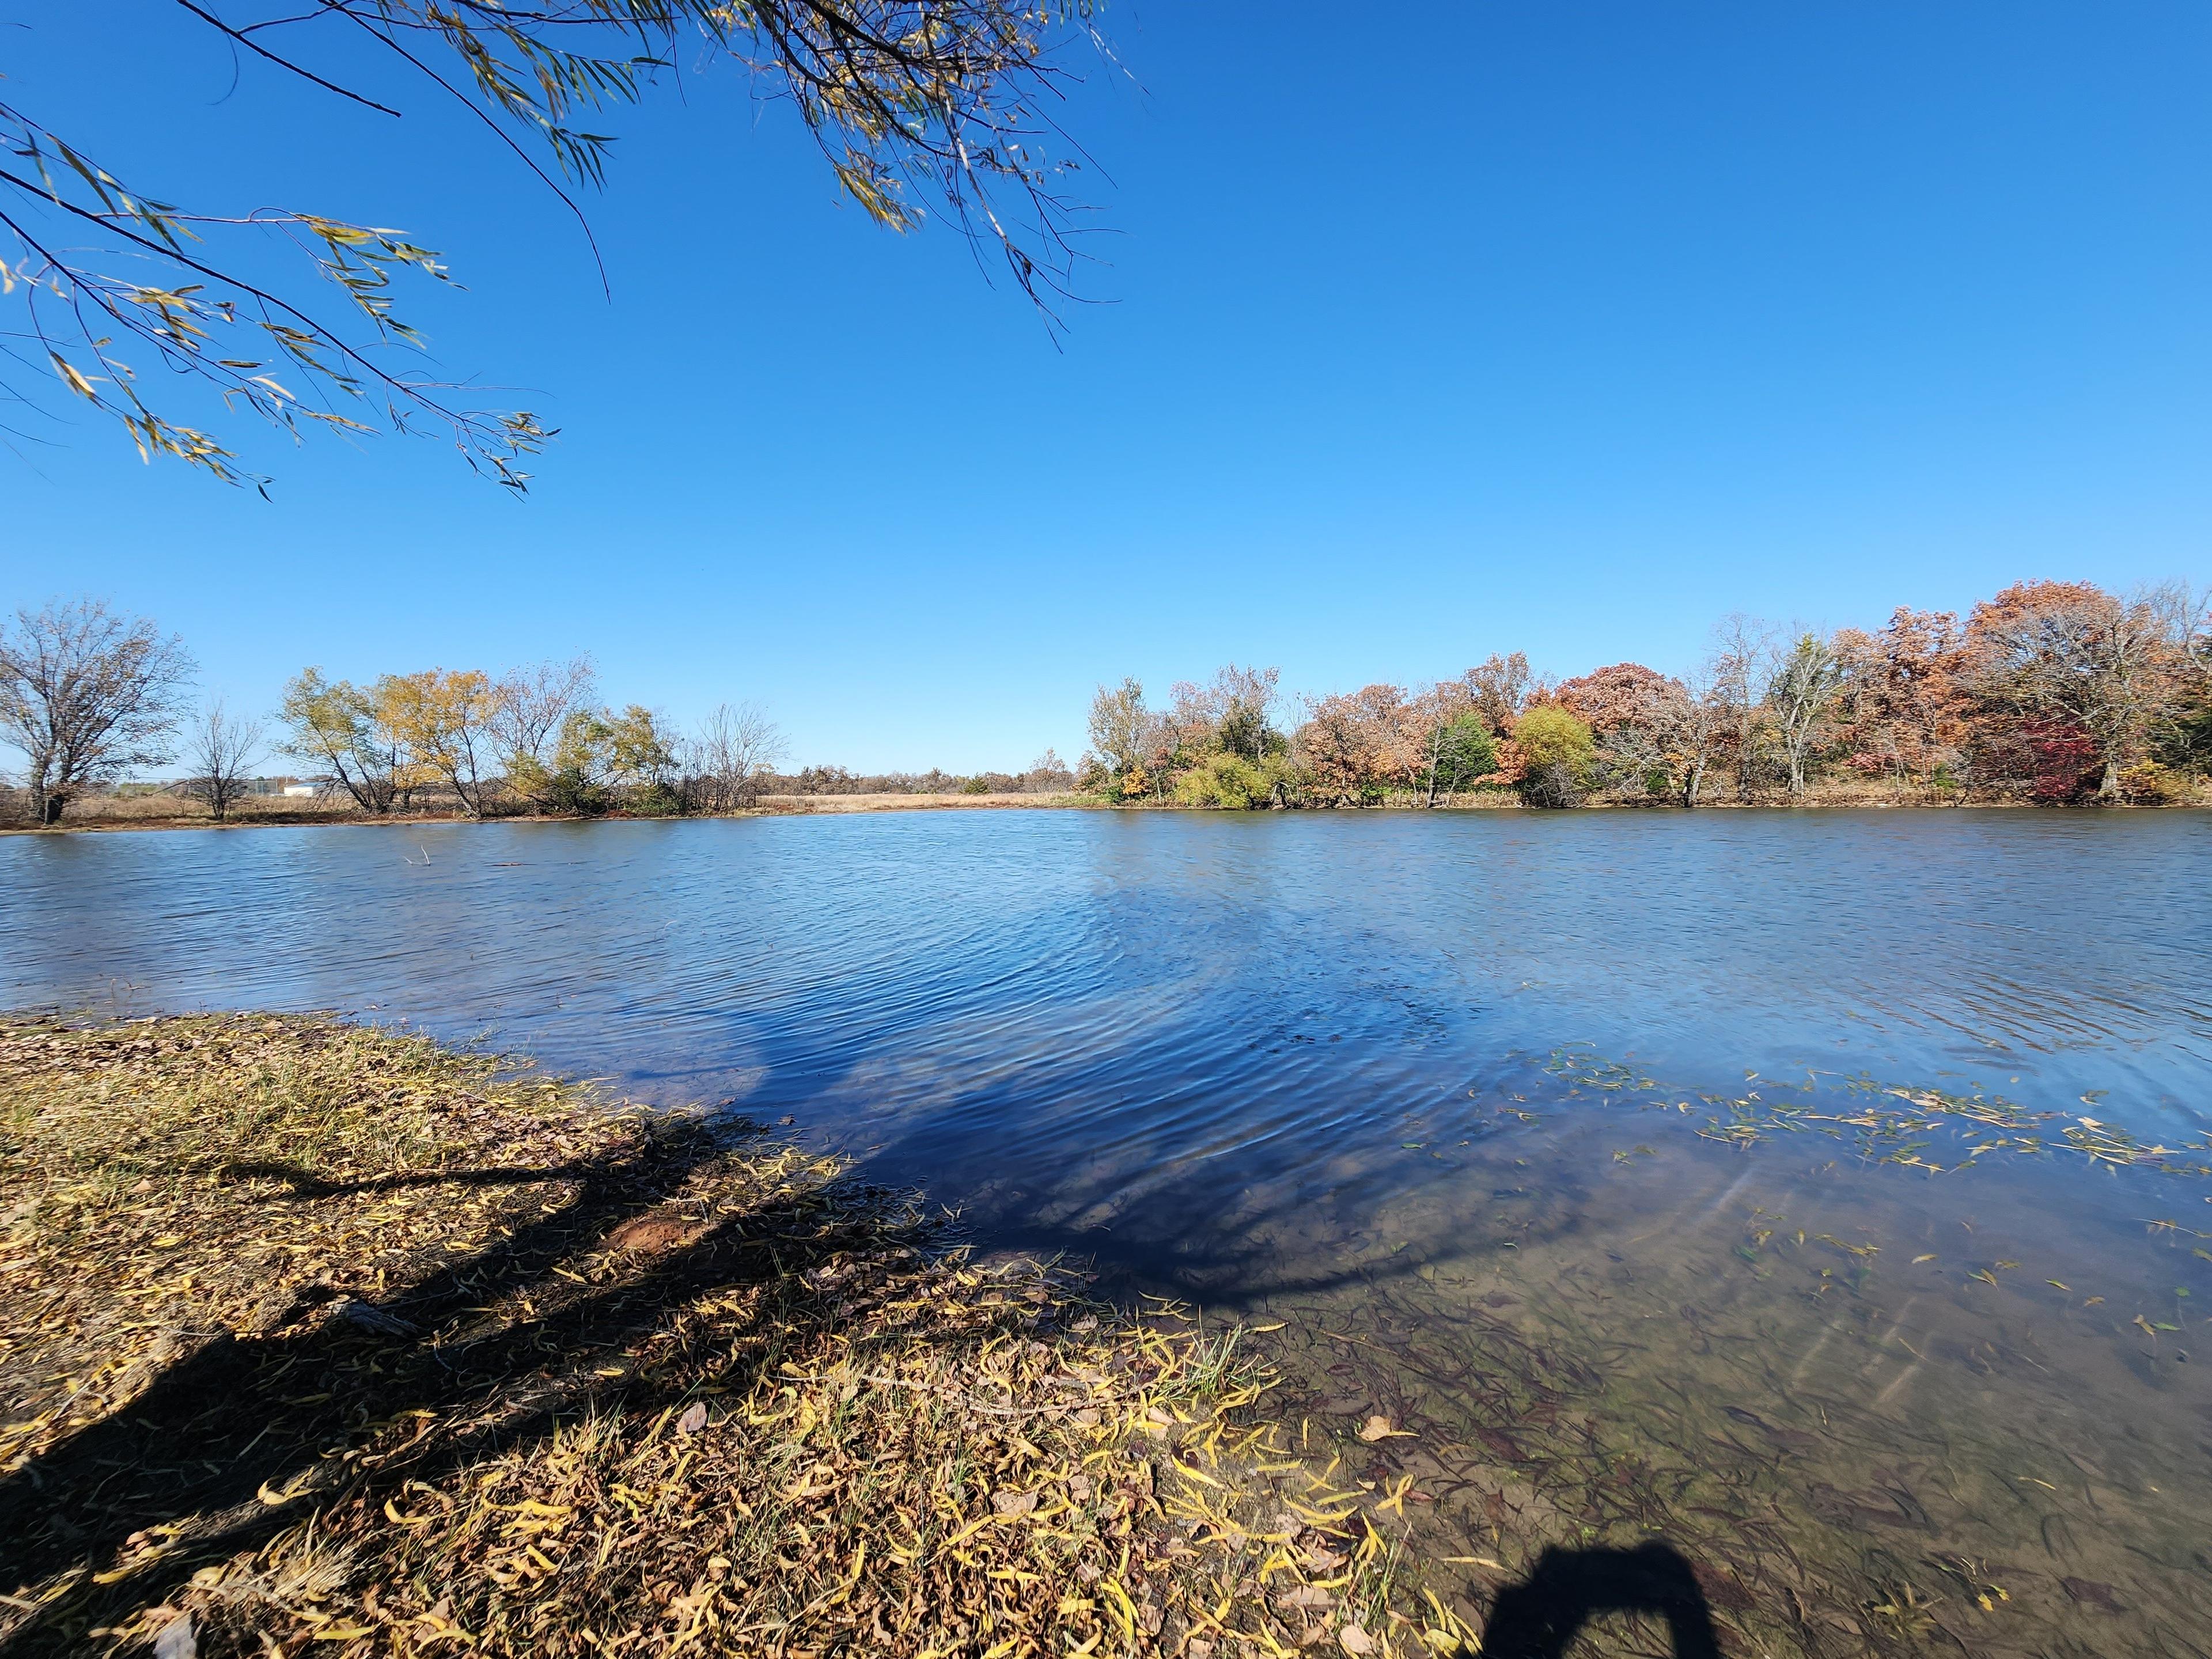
[0,1016,1463,1658]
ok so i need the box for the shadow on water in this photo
[1480,1543,1721,1659]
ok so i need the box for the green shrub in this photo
[1431,714,1498,795]
[626,781,684,817]
[1514,706,1596,807]
[1174,752,1272,809]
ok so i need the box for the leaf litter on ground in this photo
[0,1014,1474,1658]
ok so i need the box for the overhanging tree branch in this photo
[1,2,1102,490]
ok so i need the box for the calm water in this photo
[5,809,2211,1653]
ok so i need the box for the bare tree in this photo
[1023,749,1074,793]
[1664,672,1731,808]
[491,656,598,779]
[0,599,195,825]
[2145,580,2212,712]
[1767,630,1846,796]
[179,702,267,821]
[689,703,788,813]
[1705,615,1776,800]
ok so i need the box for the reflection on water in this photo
[5,809,2211,1653]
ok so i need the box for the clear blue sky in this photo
[4,2,2207,770]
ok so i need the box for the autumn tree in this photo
[178,701,266,821]
[1554,662,1685,798]
[605,706,683,809]
[279,668,399,813]
[376,669,502,816]
[1832,608,1969,793]
[1463,653,1535,736]
[0,599,195,825]
[2,3,1103,488]
[1295,685,1415,806]
[1964,581,2194,800]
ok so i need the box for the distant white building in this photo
[281,783,317,799]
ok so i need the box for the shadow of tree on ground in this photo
[0,1118,955,1654]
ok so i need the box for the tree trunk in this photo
[39,793,64,827]
[1681,761,1703,809]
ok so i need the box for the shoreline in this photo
[0,1013,1464,1658]
[6,790,2207,835]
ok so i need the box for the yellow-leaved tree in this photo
[373,670,502,818]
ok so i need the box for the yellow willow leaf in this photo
[50,354,99,400]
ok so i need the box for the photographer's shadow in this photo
[1479,1542,1724,1659]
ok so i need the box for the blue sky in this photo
[4,2,2208,770]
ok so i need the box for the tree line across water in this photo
[0,597,1075,827]
[4,580,2207,827]
[1081,581,2212,809]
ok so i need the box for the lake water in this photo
[5,809,2210,1654]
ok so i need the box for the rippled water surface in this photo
[6,808,2211,1654]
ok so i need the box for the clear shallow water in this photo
[5,809,2211,1653]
